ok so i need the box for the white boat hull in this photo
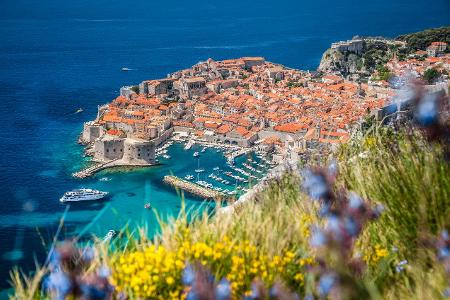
[60,192,108,203]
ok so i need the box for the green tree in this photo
[376,64,391,81]
[131,85,140,94]
[423,68,440,84]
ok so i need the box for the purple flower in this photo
[395,265,405,273]
[302,170,329,200]
[304,294,314,300]
[442,287,450,297]
[182,264,196,286]
[269,284,280,298]
[319,203,331,217]
[215,278,231,300]
[310,227,326,248]
[373,204,385,218]
[247,282,261,299]
[438,247,450,260]
[44,270,72,300]
[98,265,111,279]
[318,274,335,296]
[82,247,96,262]
[398,260,408,266]
[328,161,338,177]
[395,260,408,273]
[48,250,61,270]
[348,192,363,209]
[326,215,342,238]
[80,284,107,300]
[186,290,199,300]
[343,217,359,237]
[415,93,438,126]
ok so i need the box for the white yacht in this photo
[103,230,116,242]
[60,189,108,203]
[193,152,199,157]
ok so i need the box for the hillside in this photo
[9,89,450,299]
[397,26,450,52]
[318,26,449,79]
[318,39,402,79]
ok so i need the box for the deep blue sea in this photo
[0,0,449,290]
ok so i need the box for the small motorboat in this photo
[103,230,116,242]
[144,203,151,209]
[121,67,132,71]
[74,108,84,114]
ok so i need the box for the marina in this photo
[156,138,277,200]
[72,133,277,205]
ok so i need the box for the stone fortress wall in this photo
[122,138,155,165]
[93,136,124,161]
[82,122,157,166]
[81,121,104,144]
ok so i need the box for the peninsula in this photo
[78,34,449,179]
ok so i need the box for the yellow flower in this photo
[294,273,304,282]
[175,259,184,269]
[166,276,175,285]
[169,290,180,298]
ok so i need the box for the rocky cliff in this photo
[318,39,401,80]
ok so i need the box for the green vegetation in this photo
[130,85,140,94]
[9,127,450,299]
[376,64,392,81]
[397,26,450,52]
[423,68,441,84]
[362,42,391,71]
[286,81,304,88]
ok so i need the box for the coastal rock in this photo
[318,38,405,79]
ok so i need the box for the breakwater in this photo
[72,159,157,179]
[163,175,227,200]
[72,159,120,179]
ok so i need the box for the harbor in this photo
[160,139,275,200]
[73,132,278,202]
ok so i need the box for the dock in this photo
[226,148,251,163]
[163,175,227,200]
[184,139,195,150]
[72,159,120,179]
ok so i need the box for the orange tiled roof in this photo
[216,124,232,134]
[274,122,308,133]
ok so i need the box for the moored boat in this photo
[60,188,108,203]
